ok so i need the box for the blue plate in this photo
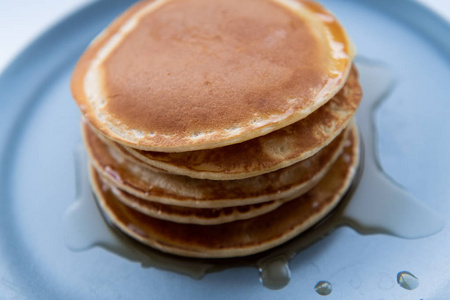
[1,0,449,299]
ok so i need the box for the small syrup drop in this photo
[397,271,419,290]
[315,281,332,296]
[258,258,291,290]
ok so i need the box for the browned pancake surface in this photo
[102,0,326,136]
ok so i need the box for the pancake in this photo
[123,66,361,180]
[92,125,360,258]
[93,170,291,225]
[84,121,351,208]
[71,0,355,152]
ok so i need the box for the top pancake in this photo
[71,0,354,152]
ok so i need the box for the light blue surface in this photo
[0,0,449,299]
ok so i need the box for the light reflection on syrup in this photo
[315,281,332,296]
[397,271,419,291]
[258,257,291,290]
[63,59,444,290]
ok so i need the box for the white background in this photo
[0,0,449,73]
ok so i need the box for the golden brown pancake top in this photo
[72,0,354,151]
[103,0,325,134]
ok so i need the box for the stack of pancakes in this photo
[71,0,362,258]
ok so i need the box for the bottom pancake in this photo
[92,127,359,258]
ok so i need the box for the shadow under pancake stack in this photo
[71,0,362,258]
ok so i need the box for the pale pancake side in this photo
[92,169,290,225]
[72,0,354,152]
[93,126,360,258]
[124,66,361,180]
[83,121,350,208]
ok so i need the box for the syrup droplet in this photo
[397,271,418,290]
[315,281,332,296]
[258,258,291,290]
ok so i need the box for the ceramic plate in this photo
[0,0,449,298]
